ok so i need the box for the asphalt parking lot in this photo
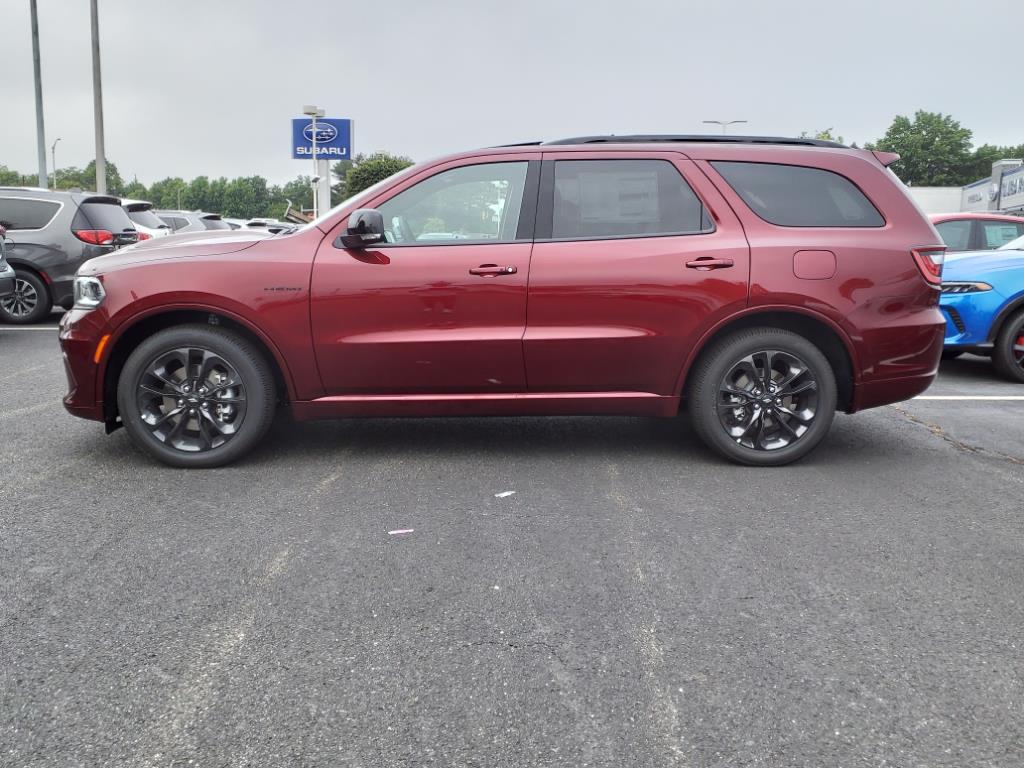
[2,320,1023,767]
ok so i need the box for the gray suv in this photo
[0,188,138,323]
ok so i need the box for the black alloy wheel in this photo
[117,325,276,468]
[689,328,838,466]
[992,308,1024,384]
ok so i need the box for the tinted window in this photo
[202,217,231,231]
[981,221,1024,248]
[378,162,529,244]
[935,219,972,251]
[0,198,61,230]
[75,201,135,232]
[552,159,707,239]
[160,216,189,230]
[127,208,167,229]
[712,161,884,227]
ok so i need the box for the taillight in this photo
[74,229,114,245]
[912,247,945,285]
[137,232,151,241]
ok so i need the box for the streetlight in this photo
[51,138,61,190]
[703,120,748,134]
[30,0,48,189]
[302,104,325,217]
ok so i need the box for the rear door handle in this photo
[686,257,734,270]
[469,264,517,277]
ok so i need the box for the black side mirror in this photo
[338,209,386,249]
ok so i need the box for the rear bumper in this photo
[852,314,944,411]
[58,309,106,422]
[853,371,937,411]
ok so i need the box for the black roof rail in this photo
[494,141,544,147]
[543,134,848,149]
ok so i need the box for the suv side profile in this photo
[59,135,946,468]
[156,210,232,234]
[0,188,139,323]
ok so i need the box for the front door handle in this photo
[686,257,734,270]
[469,264,517,277]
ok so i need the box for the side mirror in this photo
[338,209,386,249]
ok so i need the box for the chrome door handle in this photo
[469,264,517,277]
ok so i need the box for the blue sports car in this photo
[941,233,1024,382]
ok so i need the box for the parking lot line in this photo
[915,395,1024,401]
[0,326,60,331]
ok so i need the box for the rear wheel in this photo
[117,325,276,468]
[992,308,1024,383]
[0,270,51,324]
[688,328,838,466]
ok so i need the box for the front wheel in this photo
[688,329,838,466]
[992,308,1024,383]
[117,325,277,468]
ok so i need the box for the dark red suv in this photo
[59,135,946,468]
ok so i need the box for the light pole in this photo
[302,104,325,217]
[30,0,47,188]
[90,0,107,194]
[51,137,61,190]
[703,119,748,135]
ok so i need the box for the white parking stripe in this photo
[0,326,59,331]
[915,395,1024,401]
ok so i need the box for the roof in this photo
[930,212,1024,222]
[542,134,847,148]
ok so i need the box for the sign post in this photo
[292,116,353,218]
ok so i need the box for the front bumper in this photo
[941,290,1003,348]
[0,263,14,298]
[59,308,107,422]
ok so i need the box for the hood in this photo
[943,249,1024,281]
[78,229,276,274]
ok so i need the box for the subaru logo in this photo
[303,122,337,144]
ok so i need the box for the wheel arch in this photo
[678,307,858,412]
[100,306,294,424]
[986,293,1024,343]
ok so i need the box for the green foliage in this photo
[868,111,974,186]
[0,166,36,186]
[220,176,271,219]
[53,160,125,195]
[801,128,845,144]
[344,152,414,199]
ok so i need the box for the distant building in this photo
[906,159,1024,215]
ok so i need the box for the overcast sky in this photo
[3,0,1019,187]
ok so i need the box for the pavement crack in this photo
[889,404,1024,466]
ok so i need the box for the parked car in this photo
[931,212,1024,253]
[0,225,15,300]
[940,243,1024,381]
[223,217,293,234]
[121,199,171,240]
[0,188,138,323]
[156,210,232,234]
[59,134,945,468]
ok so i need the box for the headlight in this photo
[941,281,993,294]
[73,276,106,309]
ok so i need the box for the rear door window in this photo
[711,161,885,227]
[550,159,709,239]
[160,216,189,230]
[981,220,1024,248]
[0,198,61,230]
[935,219,973,251]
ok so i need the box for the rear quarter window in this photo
[711,161,885,228]
[935,219,972,251]
[0,198,61,230]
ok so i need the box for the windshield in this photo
[998,233,1024,251]
[298,163,422,233]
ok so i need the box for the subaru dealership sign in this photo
[292,118,352,159]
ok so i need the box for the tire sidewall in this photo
[117,326,275,468]
[0,270,51,324]
[690,329,838,466]
[993,309,1024,383]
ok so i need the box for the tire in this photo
[117,324,277,468]
[688,328,838,466]
[941,350,965,361]
[992,308,1024,384]
[0,270,52,324]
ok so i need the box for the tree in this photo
[344,152,414,199]
[121,179,149,200]
[330,158,355,203]
[270,175,315,219]
[221,176,271,218]
[53,160,125,195]
[868,111,974,186]
[801,128,845,144]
